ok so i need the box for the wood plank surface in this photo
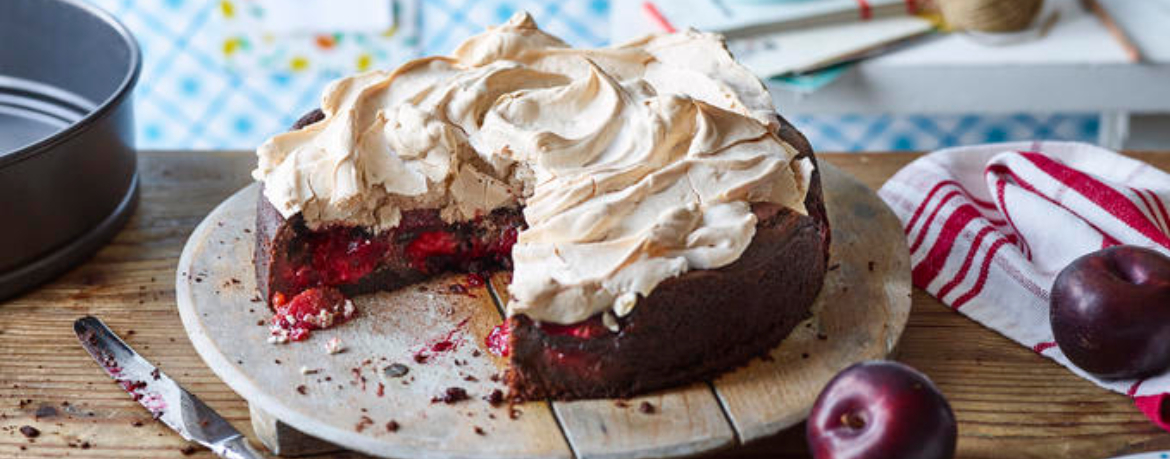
[2,151,1169,459]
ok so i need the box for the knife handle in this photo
[213,435,266,459]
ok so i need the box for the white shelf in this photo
[611,0,1170,116]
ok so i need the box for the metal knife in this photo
[74,316,265,459]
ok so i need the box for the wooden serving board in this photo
[175,162,911,459]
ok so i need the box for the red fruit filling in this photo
[539,315,610,339]
[268,210,523,345]
[486,324,511,357]
[405,226,518,274]
[280,227,387,294]
[269,287,356,343]
[406,231,459,272]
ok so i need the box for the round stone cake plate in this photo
[176,162,912,459]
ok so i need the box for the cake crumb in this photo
[19,425,39,438]
[386,420,400,432]
[296,385,308,395]
[383,363,410,379]
[474,426,486,436]
[180,445,200,455]
[432,387,470,404]
[267,326,290,344]
[638,402,656,414]
[355,416,374,432]
[300,366,319,375]
[34,405,58,419]
[614,400,629,408]
[486,389,505,407]
[325,337,345,354]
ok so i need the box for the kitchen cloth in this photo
[878,141,1170,430]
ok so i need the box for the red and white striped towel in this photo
[878,141,1170,429]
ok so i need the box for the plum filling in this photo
[487,314,612,359]
[269,287,355,343]
[486,324,511,357]
[279,227,388,294]
[538,315,610,339]
[268,209,524,344]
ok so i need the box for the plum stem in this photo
[841,412,866,430]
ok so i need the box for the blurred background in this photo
[91,0,1169,152]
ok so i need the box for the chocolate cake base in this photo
[254,112,830,401]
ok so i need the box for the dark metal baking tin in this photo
[0,0,141,299]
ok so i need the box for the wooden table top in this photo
[1,150,1168,459]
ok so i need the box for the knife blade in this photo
[74,316,265,459]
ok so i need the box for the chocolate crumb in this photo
[432,387,470,404]
[463,375,478,382]
[80,441,91,449]
[383,363,410,378]
[817,333,828,340]
[486,389,505,407]
[34,405,58,419]
[296,385,308,395]
[356,416,374,432]
[614,400,629,408]
[474,426,486,436]
[180,444,200,455]
[151,368,161,380]
[868,261,876,271]
[413,353,429,364]
[132,420,144,427]
[472,350,482,357]
[828,263,840,271]
[19,425,39,438]
[386,420,400,432]
[274,359,282,365]
[509,407,522,420]
[801,353,810,359]
[638,402,656,414]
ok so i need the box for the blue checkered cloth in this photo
[91,0,1098,151]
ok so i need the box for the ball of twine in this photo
[937,0,1044,32]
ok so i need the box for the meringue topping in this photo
[253,13,813,325]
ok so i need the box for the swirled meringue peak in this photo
[253,12,814,325]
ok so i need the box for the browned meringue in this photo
[253,13,813,325]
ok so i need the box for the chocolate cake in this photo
[251,14,830,400]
